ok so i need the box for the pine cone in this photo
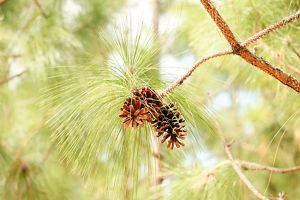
[132,86,163,111]
[152,103,187,149]
[120,86,188,150]
[119,97,151,128]
[120,86,162,128]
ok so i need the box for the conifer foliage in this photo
[1,0,300,199]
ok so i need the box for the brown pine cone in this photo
[120,86,163,128]
[133,86,163,120]
[132,86,163,107]
[119,97,151,128]
[152,103,187,149]
[120,87,188,149]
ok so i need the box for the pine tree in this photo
[0,0,299,199]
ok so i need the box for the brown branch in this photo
[242,10,300,47]
[214,118,271,200]
[159,50,232,97]
[199,0,239,49]
[209,160,300,175]
[223,142,269,200]
[0,0,7,6]
[237,48,300,92]
[200,0,300,93]
[199,2,300,196]
[0,70,27,86]
[160,3,300,96]
[33,0,47,18]
[214,121,297,199]
[239,161,300,174]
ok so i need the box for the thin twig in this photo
[0,70,27,86]
[213,122,296,199]
[208,160,300,175]
[242,10,300,47]
[224,142,269,200]
[33,0,47,18]
[283,62,300,77]
[150,133,164,185]
[239,160,300,174]
[287,42,300,59]
[0,53,22,59]
[159,50,232,97]
[214,119,271,200]
[276,52,300,77]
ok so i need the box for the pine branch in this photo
[159,50,232,97]
[0,70,27,86]
[214,121,297,199]
[242,10,300,47]
[0,0,7,6]
[208,160,300,175]
[199,0,240,50]
[160,2,300,96]
[33,0,47,18]
[223,142,269,200]
[214,120,271,200]
[239,161,300,174]
[237,48,300,92]
[200,0,300,93]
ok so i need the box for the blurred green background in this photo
[0,0,300,199]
